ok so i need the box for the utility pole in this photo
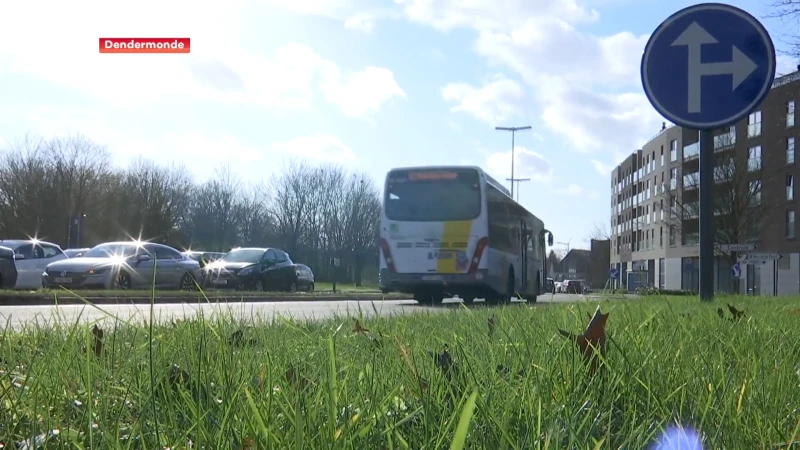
[495,125,532,199]
[506,177,530,201]
[556,240,571,254]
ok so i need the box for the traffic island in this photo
[0,290,410,305]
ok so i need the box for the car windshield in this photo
[222,249,264,264]
[384,168,481,222]
[83,244,140,258]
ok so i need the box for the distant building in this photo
[561,249,591,283]
[609,68,800,295]
[589,239,611,289]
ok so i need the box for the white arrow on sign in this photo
[671,22,758,113]
[719,243,757,252]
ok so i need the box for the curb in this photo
[0,293,410,306]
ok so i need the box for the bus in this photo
[378,165,554,304]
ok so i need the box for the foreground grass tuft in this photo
[0,295,799,448]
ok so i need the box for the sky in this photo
[0,0,798,251]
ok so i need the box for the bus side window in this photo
[527,234,534,252]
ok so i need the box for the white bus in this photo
[378,165,554,304]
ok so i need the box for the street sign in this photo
[609,267,619,279]
[719,243,756,252]
[641,3,776,129]
[731,263,742,279]
[740,253,781,261]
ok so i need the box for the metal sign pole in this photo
[698,129,715,301]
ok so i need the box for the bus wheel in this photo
[529,274,540,304]
[502,270,515,304]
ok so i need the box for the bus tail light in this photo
[379,238,397,272]
[468,237,488,274]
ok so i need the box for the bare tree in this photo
[586,221,612,242]
[189,164,243,251]
[662,131,781,290]
[117,157,194,244]
[269,160,317,257]
[765,0,800,59]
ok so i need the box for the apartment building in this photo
[610,124,686,289]
[610,68,800,295]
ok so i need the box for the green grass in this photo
[1,295,799,448]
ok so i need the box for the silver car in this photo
[42,241,202,290]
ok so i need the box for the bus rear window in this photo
[385,169,481,222]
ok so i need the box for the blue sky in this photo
[0,0,797,251]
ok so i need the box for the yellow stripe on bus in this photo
[437,220,473,273]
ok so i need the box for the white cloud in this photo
[0,1,404,118]
[557,184,583,196]
[319,65,406,117]
[485,146,552,183]
[587,190,599,200]
[441,74,524,125]
[591,159,614,176]
[399,0,665,158]
[396,0,598,32]
[271,134,357,163]
[345,14,376,33]
[536,76,662,153]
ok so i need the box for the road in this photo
[0,293,607,330]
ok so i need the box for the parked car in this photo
[545,277,555,294]
[0,239,68,289]
[204,247,305,292]
[0,245,18,289]
[64,248,90,258]
[181,251,225,269]
[563,279,584,294]
[43,241,202,290]
[293,264,315,292]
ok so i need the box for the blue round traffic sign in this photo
[641,3,776,130]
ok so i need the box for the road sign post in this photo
[641,3,776,302]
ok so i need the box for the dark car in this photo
[0,246,18,289]
[545,277,555,294]
[293,264,315,292]
[564,279,584,294]
[204,247,303,292]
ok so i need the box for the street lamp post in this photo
[495,126,532,198]
[506,177,531,202]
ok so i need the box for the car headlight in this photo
[237,267,253,276]
[88,268,108,275]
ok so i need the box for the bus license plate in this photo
[422,275,443,281]
[435,251,453,260]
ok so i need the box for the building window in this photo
[787,210,796,239]
[660,226,663,248]
[670,139,678,162]
[670,167,678,189]
[788,100,795,128]
[661,145,664,165]
[658,258,665,290]
[750,181,762,206]
[788,174,795,201]
[748,146,762,172]
[669,226,676,247]
[789,137,796,165]
[748,110,762,137]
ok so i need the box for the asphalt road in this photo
[0,293,601,330]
